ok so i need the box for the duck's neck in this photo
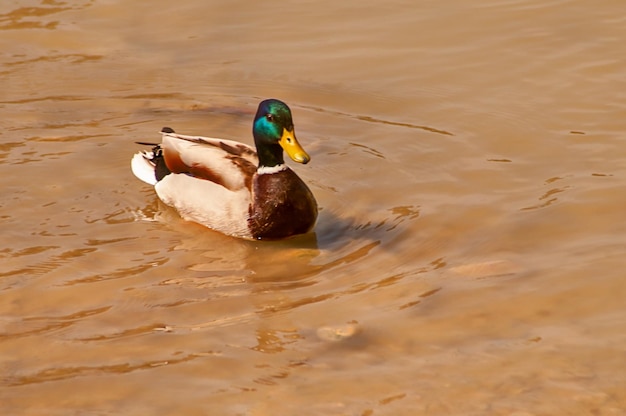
[255,142,285,169]
[257,164,287,175]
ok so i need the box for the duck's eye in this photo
[265,114,274,122]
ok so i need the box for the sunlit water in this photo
[2,0,625,414]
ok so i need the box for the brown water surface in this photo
[1,0,625,415]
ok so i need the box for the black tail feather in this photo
[135,142,171,182]
[154,150,171,181]
[134,128,175,182]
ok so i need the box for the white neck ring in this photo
[257,164,287,175]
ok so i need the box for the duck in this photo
[131,99,318,240]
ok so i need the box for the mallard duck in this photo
[131,99,318,239]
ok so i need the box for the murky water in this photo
[2,0,625,414]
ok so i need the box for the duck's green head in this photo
[253,99,310,168]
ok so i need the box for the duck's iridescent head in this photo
[253,99,310,167]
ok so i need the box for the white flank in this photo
[131,152,158,186]
[155,173,253,238]
[257,164,287,175]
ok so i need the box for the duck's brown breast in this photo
[248,168,318,239]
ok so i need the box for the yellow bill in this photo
[279,128,310,164]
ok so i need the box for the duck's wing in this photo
[160,130,259,191]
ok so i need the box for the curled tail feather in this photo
[131,141,172,185]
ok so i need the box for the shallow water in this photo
[2,0,626,414]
